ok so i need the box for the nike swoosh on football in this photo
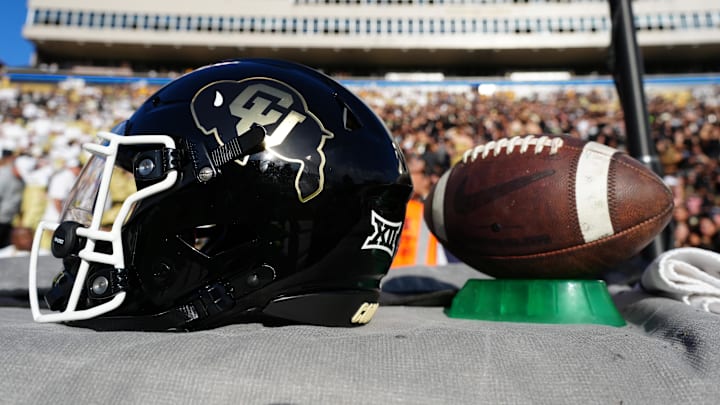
[454,169,556,214]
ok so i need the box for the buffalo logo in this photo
[361,210,403,257]
[191,78,334,202]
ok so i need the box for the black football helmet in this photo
[28,59,411,331]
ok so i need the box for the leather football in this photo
[424,134,673,278]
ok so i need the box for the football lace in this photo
[461,135,565,163]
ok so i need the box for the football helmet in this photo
[28,59,411,331]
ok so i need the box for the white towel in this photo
[641,247,720,314]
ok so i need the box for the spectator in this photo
[42,158,81,225]
[673,221,691,248]
[698,216,720,251]
[0,150,26,248]
[18,153,53,230]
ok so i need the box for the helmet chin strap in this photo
[65,264,277,331]
[66,282,236,331]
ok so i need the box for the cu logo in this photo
[191,78,334,202]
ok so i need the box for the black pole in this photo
[608,0,671,260]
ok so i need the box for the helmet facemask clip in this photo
[134,148,180,188]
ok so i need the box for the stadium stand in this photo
[19,0,720,74]
[1,74,720,257]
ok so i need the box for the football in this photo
[424,134,674,278]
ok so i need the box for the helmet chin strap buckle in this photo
[193,283,235,318]
[185,264,276,325]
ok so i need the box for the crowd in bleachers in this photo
[0,79,153,255]
[357,83,720,252]
[0,77,719,257]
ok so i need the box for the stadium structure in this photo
[19,0,720,76]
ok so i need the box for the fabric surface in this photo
[641,247,720,313]
[2,257,720,404]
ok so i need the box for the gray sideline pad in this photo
[2,257,720,404]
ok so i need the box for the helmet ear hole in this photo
[176,224,220,255]
[175,223,258,258]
